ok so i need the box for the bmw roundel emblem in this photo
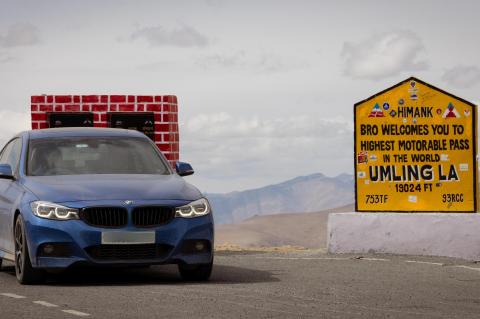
[123,200,134,205]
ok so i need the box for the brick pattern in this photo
[30,95,180,167]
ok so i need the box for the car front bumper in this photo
[22,200,214,269]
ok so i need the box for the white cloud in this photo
[0,23,40,64]
[196,51,247,69]
[0,51,13,63]
[257,53,308,74]
[203,0,224,7]
[342,30,427,80]
[196,51,308,74]
[0,111,30,147]
[441,65,480,88]
[130,25,208,48]
[186,112,351,139]
[0,23,40,48]
[181,113,353,191]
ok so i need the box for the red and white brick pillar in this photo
[30,94,180,167]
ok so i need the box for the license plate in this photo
[101,231,155,244]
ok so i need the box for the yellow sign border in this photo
[354,77,478,212]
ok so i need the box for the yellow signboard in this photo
[355,77,478,212]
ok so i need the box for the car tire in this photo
[0,257,2,270]
[14,215,45,285]
[178,261,213,281]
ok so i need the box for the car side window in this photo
[0,142,13,164]
[0,139,22,172]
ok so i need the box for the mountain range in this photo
[206,173,354,224]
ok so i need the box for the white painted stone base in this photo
[328,212,480,261]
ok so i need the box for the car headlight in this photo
[175,198,211,218]
[30,201,79,221]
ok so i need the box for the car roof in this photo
[25,127,146,140]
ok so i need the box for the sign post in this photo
[354,77,478,212]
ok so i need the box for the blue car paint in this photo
[23,174,202,203]
[0,128,214,268]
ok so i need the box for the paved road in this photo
[1,251,480,318]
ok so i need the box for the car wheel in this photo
[14,215,45,284]
[178,261,213,281]
[0,257,2,270]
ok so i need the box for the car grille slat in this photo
[108,209,112,226]
[81,207,127,228]
[85,244,172,260]
[132,206,175,227]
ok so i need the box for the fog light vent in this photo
[43,244,54,254]
[181,240,211,254]
[195,242,205,251]
[38,243,72,257]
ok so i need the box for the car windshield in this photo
[27,137,170,176]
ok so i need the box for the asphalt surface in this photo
[1,251,480,318]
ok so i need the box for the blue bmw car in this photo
[0,128,214,284]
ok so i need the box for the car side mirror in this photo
[176,161,194,177]
[0,164,14,180]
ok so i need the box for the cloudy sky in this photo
[1,0,479,192]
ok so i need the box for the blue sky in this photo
[1,0,479,192]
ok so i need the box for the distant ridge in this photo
[206,173,354,224]
[216,204,355,249]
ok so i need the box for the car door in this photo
[0,138,22,253]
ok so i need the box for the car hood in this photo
[22,174,202,203]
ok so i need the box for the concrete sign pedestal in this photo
[328,213,480,261]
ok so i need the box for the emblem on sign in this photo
[357,151,368,164]
[442,102,460,119]
[368,103,384,117]
[408,80,418,100]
